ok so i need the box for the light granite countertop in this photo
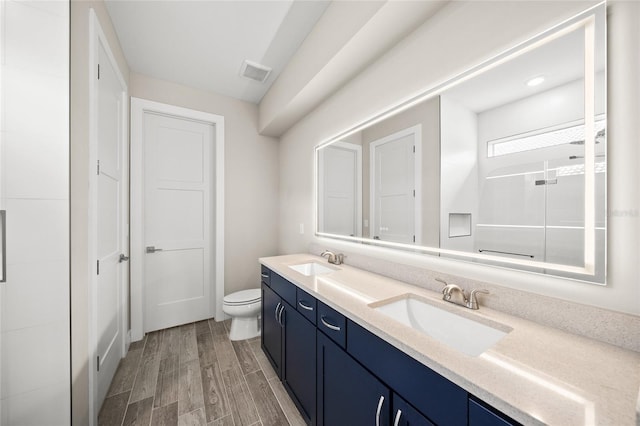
[260,254,640,426]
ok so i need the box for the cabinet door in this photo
[393,394,435,426]
[262,283,283,378]
[283,304,316,425]
[317,332,390,426]
[469,398,520,426]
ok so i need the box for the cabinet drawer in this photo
[260,265,271,286]
[317,301,346,348]
[296,288,317,325]
[469,398,520,426]
[347,320,467,426]
[270,272,296,306]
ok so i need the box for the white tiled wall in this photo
[0,1,70,424]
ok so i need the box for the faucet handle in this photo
[467,289,489,310]
[435,278,448,292]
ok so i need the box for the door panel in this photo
[96,41,125,405]
[143,113,213,332]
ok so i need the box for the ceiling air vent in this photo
[240,60,272,83]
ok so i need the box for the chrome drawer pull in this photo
[393,409,403,426]
[375,395,385,426]
[275,302,281,323]
[320,316,341,331]
[261,273,269,278]
[298,300,314,311]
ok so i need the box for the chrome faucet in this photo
[321,250,344,265]
[438,278,489,310]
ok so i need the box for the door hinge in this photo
[97,160,100,175]
[413,189,415,197]
[97,356,100,371]
[413,235,416,243]
[97,260,100,275]
[413,145,416,153]
[97,63,100,80]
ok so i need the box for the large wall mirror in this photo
[316,3,606,284]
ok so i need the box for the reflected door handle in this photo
[146,246,163,253]
[119,254,129,263]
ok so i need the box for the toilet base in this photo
[228,316,261,341]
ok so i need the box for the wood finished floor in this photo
[98,319,305,426]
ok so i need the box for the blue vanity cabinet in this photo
[469,398,521,426]
[261,282,283,378]
[393,394,435,426]
[317,331,391,426]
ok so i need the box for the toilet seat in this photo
[223,288,261,306]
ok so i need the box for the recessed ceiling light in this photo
[526,76,545,87]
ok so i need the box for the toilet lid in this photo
[224,288,261,305]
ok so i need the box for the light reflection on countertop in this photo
[261,254,640,426]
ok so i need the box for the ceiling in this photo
[105,0,330,103]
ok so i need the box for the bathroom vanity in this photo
[260,254,640,426]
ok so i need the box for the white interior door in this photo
[143,113,213,332]
[96,41,127,407]
[370,129,417,244]
[318,143,362,237]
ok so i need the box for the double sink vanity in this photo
[260,254,640,426]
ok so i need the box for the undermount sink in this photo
[289,262,336,276]
[372,295,511,357]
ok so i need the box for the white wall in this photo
[276,0,640,315]
[129,73,281,299]
[1,1,70,424]
[440,96,478,252]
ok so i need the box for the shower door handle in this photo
[0,210,5,283]
[146,246,163,253]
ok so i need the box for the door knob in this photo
[146,246,163,253]
[119,254,129,263]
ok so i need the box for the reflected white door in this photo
[370,128,417,244]
[318,143,362,236]
[96,42,127,405]
[143,113,213,332]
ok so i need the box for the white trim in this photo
[130,97,225,342]
[317,141,362,237]
[369,125,422,244]
[88,9,129,425]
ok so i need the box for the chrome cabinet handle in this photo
[277,304,285,327]
[0,210,5,283]
[275,302,281,324]
[375,395,385,426]
[146,246,163,253]
[298,300,314,311]
[393,409,403,426]
[320,316,341,331]
[261,273,269,278]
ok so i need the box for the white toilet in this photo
[223,288,262,341]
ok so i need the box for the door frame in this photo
[130,97,225,341]
[369,124,422,244]
[318,141,362,237]
[88,8,129,423]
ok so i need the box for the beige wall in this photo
[277,1,640,315]
[129,72,280,300]
[70,0,130,424]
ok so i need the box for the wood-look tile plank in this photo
[222,366,259,426]
[208,415,234,426]
[248,340,276,381]
[155,354,179,408]
[178,408,207,426]
[142,331,162,358]
[195,320,211,336]
[244,370,288,426]
[222,319,232,334]
[231,340,260,375]
[161,326,182,360]
[268,377,305,426]
[130,353,161,403]
[129,336,147,351]
[197,331,217,367]
[179,359,205,416]
[98,390,130,426]
[200,362,230,423]
[208,319,227,337]
[151,402,179,426]
[107,348,143,397]
[180,324,199,365]
[123,396,153,426]
[212,331,238,372]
